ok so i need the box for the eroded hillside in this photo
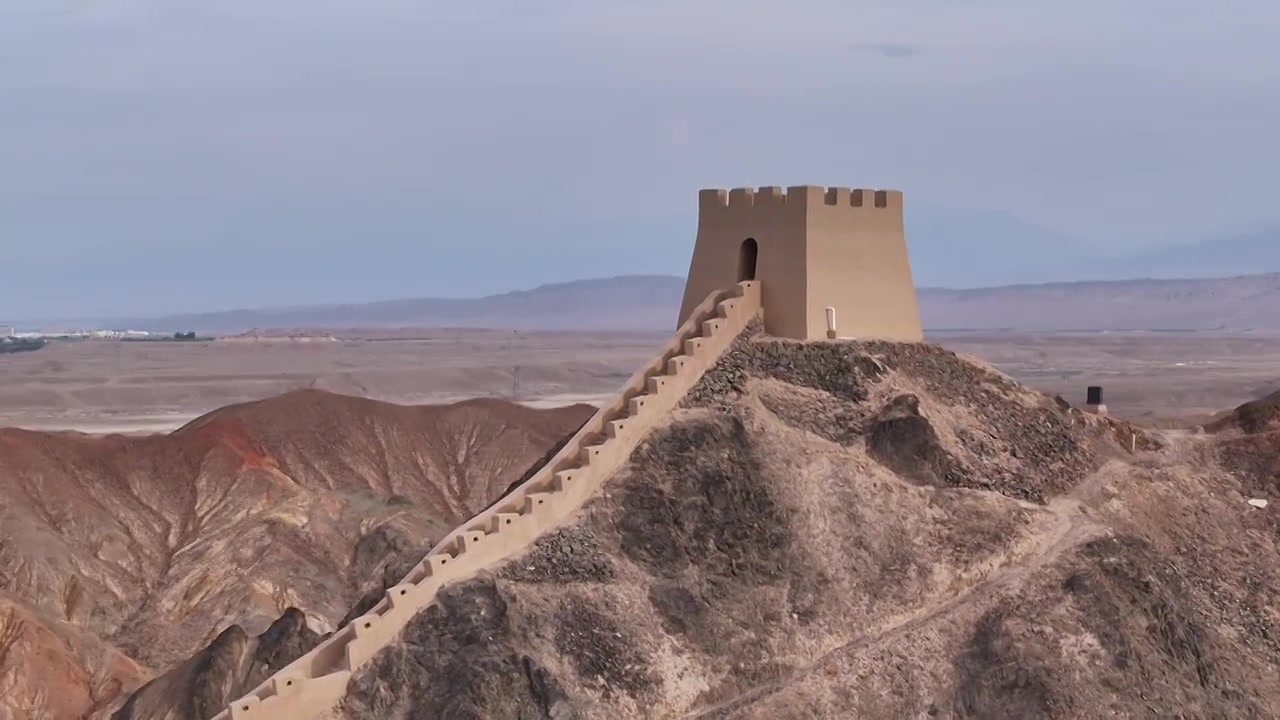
[306,332,1280,719]
[0,390,591,719]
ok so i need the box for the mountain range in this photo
[907,210,1280,288]
[5,198,1279,323]
[93,270,1280,335]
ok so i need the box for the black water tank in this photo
[1086,386,1104,405]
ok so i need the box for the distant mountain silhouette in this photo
[11,201,1280,323]
[905,205,1097,287]
[111,270,1280,334]
[112,275,688,333]
[918,273,1280,332]
[1087,226,1280,281]
[3,200,1089,318]
[50,207,1280,334]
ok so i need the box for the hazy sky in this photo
[3,1,1279,317]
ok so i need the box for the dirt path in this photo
[684,462,1120,720]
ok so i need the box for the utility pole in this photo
[506,329,521,401]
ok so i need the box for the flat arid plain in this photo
[2,329,1276,433]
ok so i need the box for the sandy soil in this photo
[0,329,663,434]
[938,332,1280,425]
[2,330,1275,434]
[23,327,1280,719]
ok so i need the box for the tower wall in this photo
[805,187,922,341]
[679,186,809,339]
[677,185,922,341]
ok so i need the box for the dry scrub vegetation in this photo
[11,328,1280,719]
[327,330,1280,719]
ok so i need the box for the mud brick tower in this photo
[678,185,922,341]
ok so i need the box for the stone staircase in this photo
[215,280,763,720]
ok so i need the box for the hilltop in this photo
[0,391,591,719]
[118,329,1280,718]
[327,338,1280,717]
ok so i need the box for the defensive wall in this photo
[680,185,922,342]
[214,280,763,720]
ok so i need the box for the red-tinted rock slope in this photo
[0,390,590,719]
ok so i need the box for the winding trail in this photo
[685,459,1123,720]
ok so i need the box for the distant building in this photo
[85,329,152,339]
[0,326,13,338]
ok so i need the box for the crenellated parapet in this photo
[698,185,901,212]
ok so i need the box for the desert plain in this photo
[1,329,1276,433]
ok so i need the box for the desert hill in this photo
[117,328,1280,718]
[0,391,591,719]
[1207,388,1280,435]
[98,272,1280,335]
[325,336,1280,718]
[1208,389,1280,517]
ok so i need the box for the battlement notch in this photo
[699,185,901,212]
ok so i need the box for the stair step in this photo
[606,418,629,439]
[523,493,554,514]
[387,584,417,609]
[491,512,522,533]
[554,469,580,490]
[456,530,487,554]
[580,445,605,465]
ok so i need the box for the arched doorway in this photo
[738,238,758,281]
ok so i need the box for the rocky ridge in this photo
[310,332,1280,719]
[0,390,591,718]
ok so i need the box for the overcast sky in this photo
[2,1,1279,317]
